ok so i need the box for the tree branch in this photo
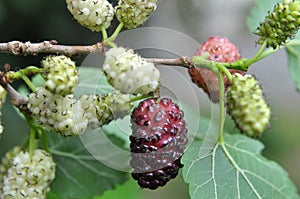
[143,57,192,69]
[0,40,106,56]
[0,40,247,71]
[0,64,28,110]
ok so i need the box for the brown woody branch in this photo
[0,64,28,110]
[0,40,193,69]
[0,40,106,56]
[144,57,192,69]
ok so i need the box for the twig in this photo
[0,64,28,110]
[143,57,193,68]
[0,40,106,56]
[0,40,248,71]
[1,83,28,110]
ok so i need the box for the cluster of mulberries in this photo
[66,0,114,31]
[188,36,244,102]
[103,47,160,95]
[26,53,135,136]
[226,73,271,138]
[28,88,133,136]
[79,91,132,128]
[42,55,78,96]
[27,87,88,136]
[1,149,55,199]
[256,0,300,48]
[130,98,188,189]
[115,0,158,29]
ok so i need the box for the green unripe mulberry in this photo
[79,91,132,128]
[256,0,300,48]
[226,73,271,138]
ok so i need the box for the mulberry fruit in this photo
[42,55,78,96]
[79,91,132,128]
[28,87,88,136]
[188,36,244,102]
[115,0,158,29]
[226,73,271,138]
[130,98,188,189]
[256,0,300,48]
[66,0,114,31]
[103,47,160,95]
[0,146,22,196]
[1,149,55,199]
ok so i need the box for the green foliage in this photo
[94,179,141,199]
[46,132,128,199]
[181,134,300,199]
[247,0,280,33]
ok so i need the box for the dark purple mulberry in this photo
[130,98,188,189]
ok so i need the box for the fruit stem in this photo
[130,94,154,103]
[192,56,218,73]
[216,64,226,142]
[22,75,36,92]
[216,64,232,83]
[257,47,279,61]
[109,22,124,42]
[257,39,300,62]
[6,66,41,81]
[101,26,108,40]
[244,40,267,67]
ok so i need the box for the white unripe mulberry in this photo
[1,149,55,199]
[0,146,22,196]
[28,87,88,136]
[42,55,78,96]
[116,0,158,29]
[103,47,160,95]
[66,0,114,31]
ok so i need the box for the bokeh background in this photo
[0,0,299,198]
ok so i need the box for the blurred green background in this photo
[0,0,300,198]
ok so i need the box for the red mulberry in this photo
[130,98,188,189]
[188,36,245,102]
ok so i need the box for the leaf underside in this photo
[182,134,299,199]
[47,132,129,199]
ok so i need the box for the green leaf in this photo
[94,179,141,199]
[47,131,129,199]
[75,66,114,97]
[286,43,300,91]
[246,0,280,33]
[182,133,300,199]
